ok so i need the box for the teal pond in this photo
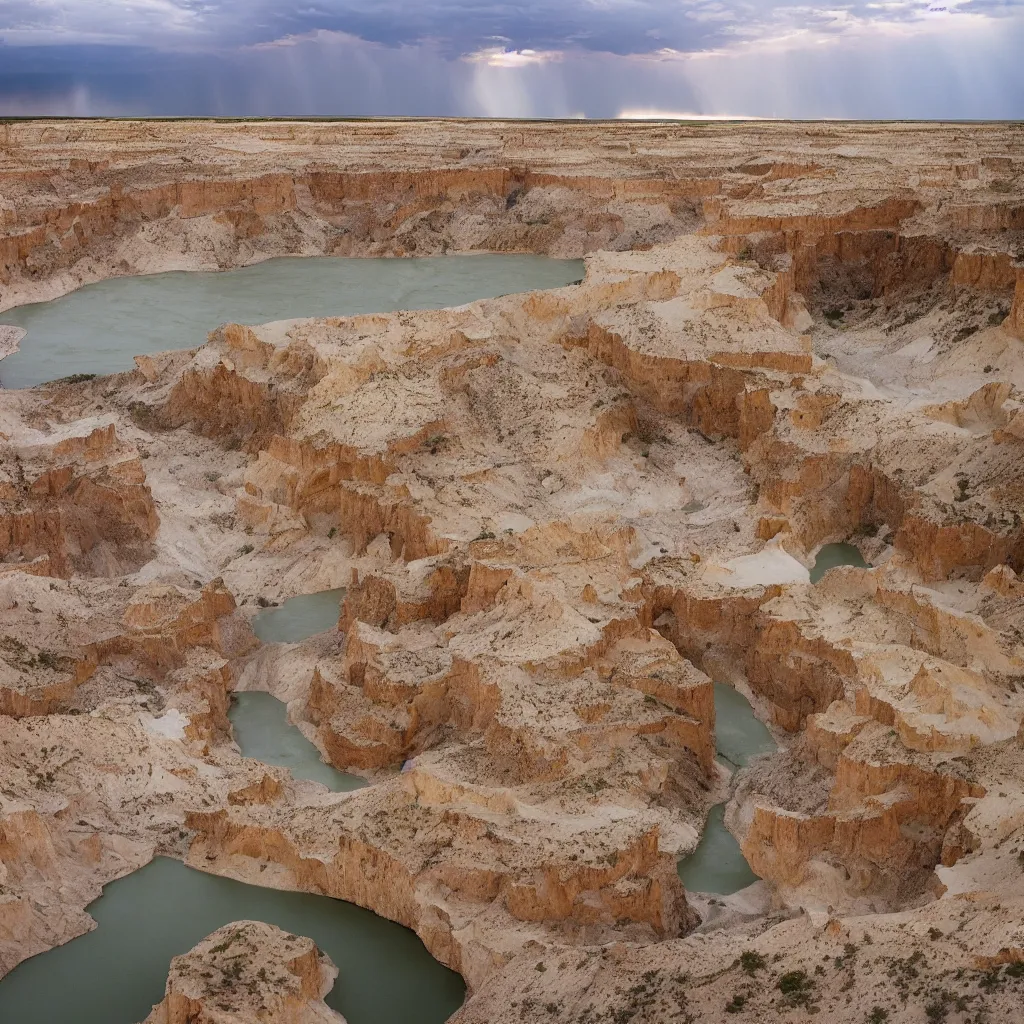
[250,587,347,645]
[810,542,869,584]
[229,690,364,793]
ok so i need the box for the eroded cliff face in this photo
[0,119,1022,1023]
[0,417,157,577]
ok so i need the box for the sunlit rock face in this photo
[0,119,1023,1024]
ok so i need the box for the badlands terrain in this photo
[1,117,1023,1022]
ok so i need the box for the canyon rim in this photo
[0,117,1023,1023]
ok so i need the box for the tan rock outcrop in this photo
[142,921,344,1024]
[0,419,157,577]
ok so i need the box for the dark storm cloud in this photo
[0,0,1022,118]
[3,0,1021,57]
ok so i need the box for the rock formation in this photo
[142,921,344,1024]
[0,119,1022,1022]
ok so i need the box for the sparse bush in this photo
[35,650,61,671]
[740,951,767,976]
[128,401,159,429]
[634,415,665,446]
[725,993,747,1013]
[778,970,814,1006]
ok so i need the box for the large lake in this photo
[0,254,585,388]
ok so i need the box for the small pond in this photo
[0,254,585,388]
[0,856,465,1024]
[810,542,869,584]
[230,691,365,793]
[678,683,777,895]
[250,587,347,644]
[677,803,759,896]
[713,682,777,770]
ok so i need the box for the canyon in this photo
[0,118,1022,1023]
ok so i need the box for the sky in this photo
[0,0,1022,118]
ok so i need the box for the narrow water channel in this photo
[810,542,869,583]
[677,804,759,895]
[0,857,465,1024]
[678,684,777,895]
[230,691,365,792]
[0,254,585,389]
[713,682,776,770]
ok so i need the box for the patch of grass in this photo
[128,401,159,430]
[35,649,61,671]
[209,928,242,955]
[925,990,955,1022]
[778,969,814,1006]
[725,993,747,1013]
[740,951,767,976]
